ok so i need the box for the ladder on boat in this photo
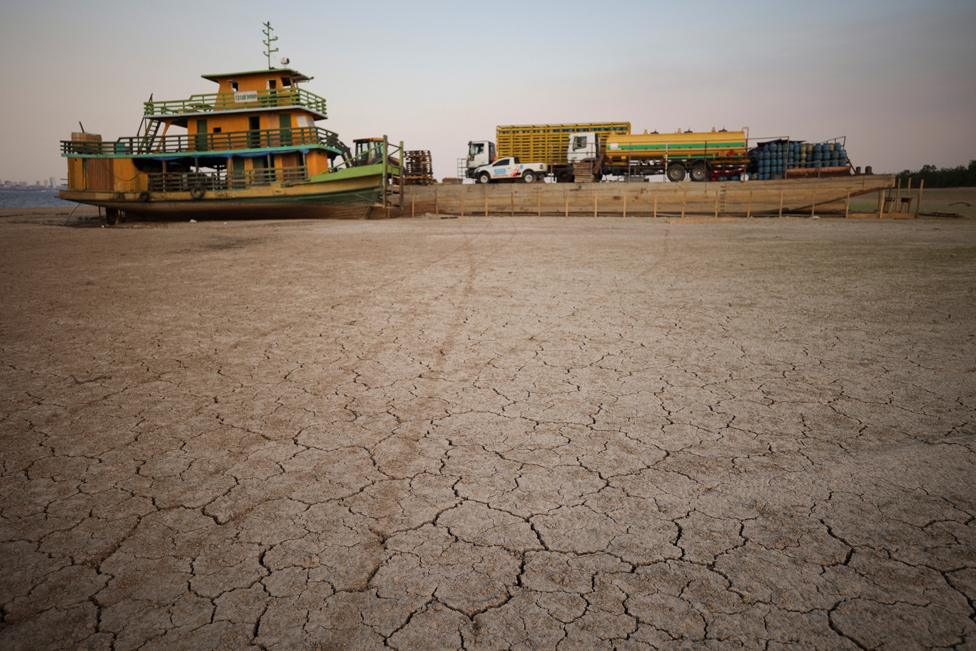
[138,118,161,154]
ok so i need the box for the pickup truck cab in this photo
[473,157,547,184]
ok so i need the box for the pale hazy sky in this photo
[1,0,974,182]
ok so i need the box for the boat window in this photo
[281,77,292,87]
[268,79,277,90]
[231,81,239,92]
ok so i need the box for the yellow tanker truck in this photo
[568,128,749,182]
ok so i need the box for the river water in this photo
[0,189,76,209]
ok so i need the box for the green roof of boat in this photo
[202,68,312,82]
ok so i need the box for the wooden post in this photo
[680,191,686,219]
[894,176,902,208]
[484,186,488,216]
[510,187,515,216]
[810,191,816,218]
[460,187,465,217]
[844,191,850,219]
[381,135,389,217]
[915,179,924,218]
[778,189,784,218]
[877,189,884,219]
[411,196,415,218]
[904,177,912,215]
[714,192,719,219]
[623,193,628,218]
[746,190,752,218]
[593,193,598,217]
[398,140,405,215]
[434,185,439,215]
[653,194,657,219]
[564,192,569,217]
[536,188,541,216]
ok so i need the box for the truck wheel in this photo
[667,163,686,182]
[690,162,708,182]
[522,171,536,184]
[478,172,491,184]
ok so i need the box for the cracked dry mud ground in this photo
[1,215,975,650]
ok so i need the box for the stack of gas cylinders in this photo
[750,140,849,180]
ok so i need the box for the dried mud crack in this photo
[1,215,974,650]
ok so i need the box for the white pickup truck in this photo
[472,157,547,184]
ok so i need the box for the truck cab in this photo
[567,132,599,163]
[465,140,496,178]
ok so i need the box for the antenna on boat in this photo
[262,21,279,70]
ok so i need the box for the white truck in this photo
[463,141,547,183]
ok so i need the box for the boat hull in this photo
[59,170,388,219]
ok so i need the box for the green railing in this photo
[61,127,342,156]
[144,87,327,117]
[147,166,309,193]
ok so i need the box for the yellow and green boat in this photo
[60,64,401,221]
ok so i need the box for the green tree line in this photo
[896,160,976,188]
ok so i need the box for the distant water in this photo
[0,189,76,209]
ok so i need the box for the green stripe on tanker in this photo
[613,141,746,151]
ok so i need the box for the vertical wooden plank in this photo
[460,186,465,217]
[915,179,924,218]
[536,188,541,216]
[623,193,628,218]
[564,192,568,217]
[746,191,752,218]
[877,188,884,219]
[434,185,439,215]
[593,193,598,217]
[380,136,387,209]
[484,186,488,217]
[905,177,912,215]
[510,187,515,216]
[653,194,657,219]
[411,196,415,218]
[680,191,686,219]
[810,191,816,218]
[844,192,850,219]
[714,191,719,219]
[778,189,784,218]
[398,140,405,215]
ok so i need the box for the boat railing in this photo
[62,127,342,156]
[147,165,309,193]
[144,88,327,117]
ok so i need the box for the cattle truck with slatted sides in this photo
[463,122,631,183]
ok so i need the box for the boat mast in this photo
[262,21,278,70]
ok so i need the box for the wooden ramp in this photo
[402,175,898,218]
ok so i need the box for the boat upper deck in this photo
[61,126,344,159]
[145,87,327,120]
